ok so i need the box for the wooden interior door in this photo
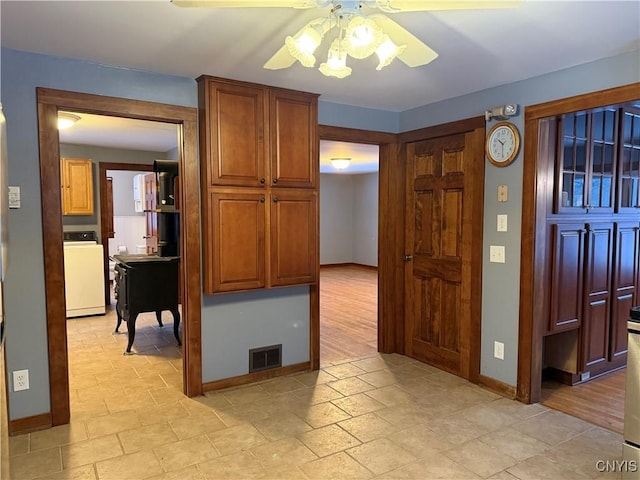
[105,177,115,238]
[144,173,158,254]
[404,133,476,378]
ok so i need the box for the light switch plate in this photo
[494,341,505,360]
[498,185,508,202]
[490,245,506,263]
[497,214,508,232]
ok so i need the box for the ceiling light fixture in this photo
[285,2,409,79]
[57,113,80,130]
[331,158,351,170]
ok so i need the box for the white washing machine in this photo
[63,231,106,318]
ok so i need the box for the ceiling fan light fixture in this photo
[375,35,406,70]
[285,25,323,67]
[57,112,80,130]
[345,16,383,59]
[330,157,351,170]
[319,39,352,78]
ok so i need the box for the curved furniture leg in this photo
[115,307,124,333]
[172,309,181,346]
[155,311,164,327]
[124,311,139,354]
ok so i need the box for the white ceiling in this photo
[3,1,639,173]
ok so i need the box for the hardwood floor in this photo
[541,368,626,434]
[320,264,378,365]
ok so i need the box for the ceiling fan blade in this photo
[264,45,297,70]
[370,14,438,67]
[372,0,521,13]
[171,0,317,7]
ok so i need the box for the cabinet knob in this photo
[273,197,279,203]
[260,196,265,203]
[273,178,278,184]
[403,254,413,262]
[260,178,265,184]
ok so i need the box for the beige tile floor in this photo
[9,307,625,480]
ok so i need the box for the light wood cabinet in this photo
[61,157,94,215]
[198,76,319,294]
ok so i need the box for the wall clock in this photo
[486,121,520,167]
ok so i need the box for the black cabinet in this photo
[113,254,181,354]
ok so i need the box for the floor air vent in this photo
[249,344,282,373]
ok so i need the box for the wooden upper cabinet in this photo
[269,189,317,287]
[270,90,318,189]
[201,79,268,188]
[61,157,94,215]
[617,107,640,213]
[556,109,617,214]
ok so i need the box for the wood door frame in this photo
[37,87,202,427]
[98,162,153,304]
[517,82,640,404]
[317,125,402,359]
[399,117,486,383]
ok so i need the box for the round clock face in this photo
[486,122,520,166]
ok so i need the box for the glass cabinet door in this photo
[617,107,640,213]
[588,107,617,212]
[558,111,589,212]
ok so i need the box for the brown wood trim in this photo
[320,263,378,271]
[98,162,153,304]
[517,83,640,404]
[202,362,311,392]
[37,101,70,426]
[398,116,485,144]
[310,284,320,371]
[318,125,396,144]
[525,83,640,120]
[479,374,517,399]
[37,87,202,429]
[9,412,52,436]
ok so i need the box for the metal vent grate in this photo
[249,344,282,373]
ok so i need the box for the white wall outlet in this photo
[489,245,506,263]
[497,214,508,232]
[494,341,505,360]
[13,369,29,391]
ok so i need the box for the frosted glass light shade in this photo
[58,113,80,130]
[345,16,383,59]
[286,26,323,67]
[330,158,351,170]
[376,35,406,70]
[319,39,352,78]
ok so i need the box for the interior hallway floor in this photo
[9,306,625,480]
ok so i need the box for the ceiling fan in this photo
[172,0,519,78]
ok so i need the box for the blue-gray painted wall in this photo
[1,45,638,419]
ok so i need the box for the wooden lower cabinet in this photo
[204,188,317,294]
[545,220,639,383]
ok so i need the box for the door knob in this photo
[403,254,413,262]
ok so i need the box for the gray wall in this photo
[320,173,378,267]
[1,44,638,420]
[400,51,640,386]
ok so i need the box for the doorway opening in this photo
[319,140,380,364]
[37,88,201,428]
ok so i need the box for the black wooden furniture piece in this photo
[113,254,181,354]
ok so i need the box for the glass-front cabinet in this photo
[617,107,640,213]
[557,105,640,214]
[557,108,617,213]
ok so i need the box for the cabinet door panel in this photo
[269,190,317,287]
[581,223,614,370]
[270,90,318,188]
[617,107,640,213]
[207,82,267,187]
[61,158,94,215]
[610,222,640,359]
[550,224,585,332]
[209,191,266,293]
